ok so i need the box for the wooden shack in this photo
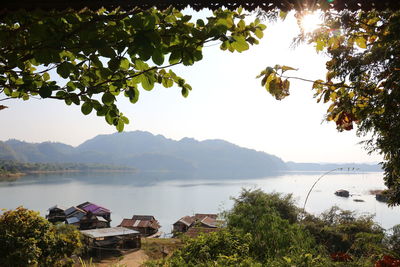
[81,227,141,258]
[173,213,219,236]
[173,216,195,234]
[119,215,160,237]
[46,205,66,223]
[50,201,112,230]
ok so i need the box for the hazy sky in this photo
[0,10,382,164]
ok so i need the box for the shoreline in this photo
[0,169,137,179]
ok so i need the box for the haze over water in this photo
[0,171,398,233]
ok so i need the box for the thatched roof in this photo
[1,0,400,13]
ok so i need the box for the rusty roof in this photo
[131,215,156,221]
[174,216,195,227]
[119,218,160,229]
[200,216,218,228]
[1,0,399,13]
[194,214,218,220]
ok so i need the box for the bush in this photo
[0,207,83,266]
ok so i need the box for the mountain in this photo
[1,131,287,178]
[0,131,382,178]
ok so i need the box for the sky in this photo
[0,10,383,164]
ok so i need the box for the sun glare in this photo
[300,12,323,34]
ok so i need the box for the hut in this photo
[46,205,66,223]
[81,227,141,258]
[77,201,111,222]
[173,216,195,234]
[119,215,161,237]
[173,213,219,236]
[49,201,112,230]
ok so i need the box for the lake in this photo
[0,171,399,233]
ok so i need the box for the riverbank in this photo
[0,169,137,180]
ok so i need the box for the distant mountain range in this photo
[0,131,382,179]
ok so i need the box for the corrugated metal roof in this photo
[64,206,86,216]
[178,216,195,227]
[119,218,160,229]
[66,217,79,224]
[81,227,139,238]
[119,218,134,227]
[132,215,155,221]
[200,216,217,228]
[195,214,217,220]
[96,216,108,222]
[78,202,110,214]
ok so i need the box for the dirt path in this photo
[96,250,149,267]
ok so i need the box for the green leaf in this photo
[121,116,130,124]
[102,92,115,106]
[108,58,120,72]
[57,62,75,79]
[181,87,189,98]
[43,72,50,81]
[196,19,205,27]
[116,119,124,132]
[71,94,80,105]
[279,11,288,20]
[254,29,263,39]
[355,37,367,49]
[99,47,116,58]
[232,36,249,52]
[316,39,325,52]
[238,20,246,31]
[152,50,164,66]
[125,87,139,104]
[141,75,154,91]
[169,50,181,64]
[81,102,93,115]
[120,58,130,71]
[39,86,52,98]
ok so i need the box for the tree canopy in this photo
[0,207,83,266]
[257,9,400,204]
[0,7,265,131]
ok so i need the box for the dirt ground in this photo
[78,238,181,266]
[96,249,149,267]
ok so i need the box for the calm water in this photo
[0,171,399,233]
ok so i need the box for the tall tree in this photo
[258,10,400,205]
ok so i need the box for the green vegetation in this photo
[257,10,400,204]
[0,7,264,131]
[148,189,400,266]
[2,190,400,266]
[0,207,83,266]
[0,159,135,177]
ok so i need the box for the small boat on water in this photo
[335,189,350,197]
